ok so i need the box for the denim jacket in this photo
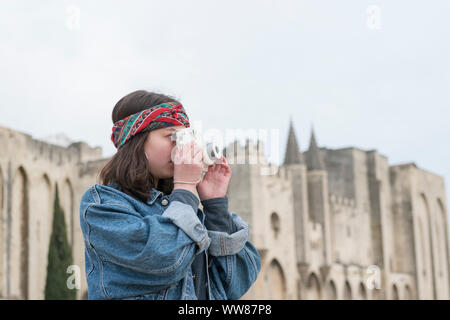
[79,182,261,300]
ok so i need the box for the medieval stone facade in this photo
[237,121,450,300]
[0,123,448,300]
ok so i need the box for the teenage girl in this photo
[79,90,261,300]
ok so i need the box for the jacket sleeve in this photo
[201,197,261,300]
[80,188,211,287]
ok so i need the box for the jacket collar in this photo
[147,188,163,205]
[106,181,163,205]
[105,181,204,223]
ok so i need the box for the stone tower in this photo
[229,120,450,300]
[0,122,449,300]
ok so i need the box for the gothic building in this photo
[0,123,448,299]
[234,120,450,300]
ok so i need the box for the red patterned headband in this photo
[111,102,190,149]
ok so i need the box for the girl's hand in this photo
[196,155,232,201]
[172,141,204,194]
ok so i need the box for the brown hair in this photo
[99,90,180,202]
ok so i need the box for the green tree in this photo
[44,182,77,300]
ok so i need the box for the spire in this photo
[283,117,304,165]
[306,125,325,170]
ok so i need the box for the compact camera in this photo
[170,127,223,166]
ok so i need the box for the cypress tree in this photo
[44,182,76,300]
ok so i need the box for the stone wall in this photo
[0,126,106,299]
[1,125,449,300]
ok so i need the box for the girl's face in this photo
[144,125,185,179]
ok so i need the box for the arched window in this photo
[306,273,321,300]
[267,259,286,299]
[11,166,29,299]
[343,281,352,300]
[436,199,449,287]
[358,282,367,300]
[62,178,74,248]
[37,174,52,299]
[404,284,412,300]
[418,217,427,278]
[417,194,435,299]
[326,280,337,300]
[392,284,399,300]
[270,212,280,239]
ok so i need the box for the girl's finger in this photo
[194,150,203,162]
[191,141,201,152]
[223,164,231,174]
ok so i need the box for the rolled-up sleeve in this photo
[199,196,261,299]
[164,189,211,251]
[209,240,261,300]
[207,213,261,299]
[202,195,236,234]
[201,196,246,257]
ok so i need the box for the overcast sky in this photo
[1,1,449,209]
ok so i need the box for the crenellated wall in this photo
[0,126,106,300]
[0,124,449,300]
[231,136,449,300]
